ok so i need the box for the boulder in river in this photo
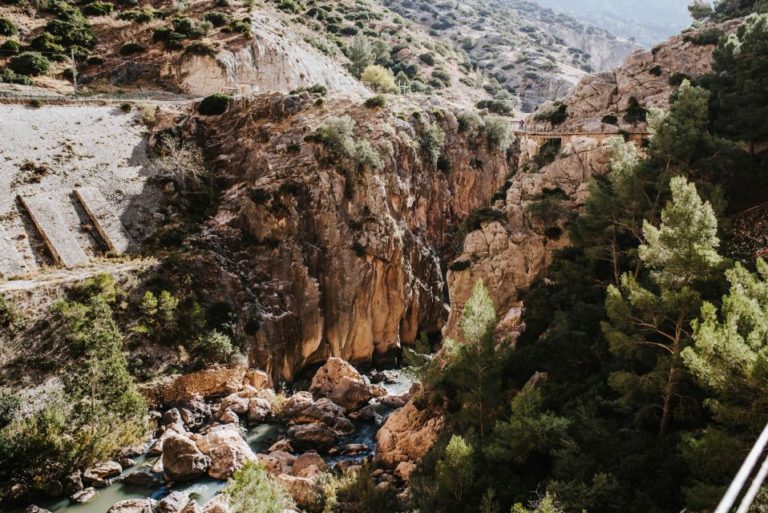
[24,506,52,513]
[70,487,97,504]
[246,397,272,424]
[82,460,122,487]
[292,452,326,478]
[289,398,353,434]
[162,434,211,482]
[157,491,190,513]
[309,358,373,412]
[196,424,257,480]
[122,470,163,488]
[287,422,338,452]
[106,498,157,513]
[277,474,323,512]
[374,400,444,477]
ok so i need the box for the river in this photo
[30,369,413,513]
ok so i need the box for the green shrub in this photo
[361,64,397,92]
[0,16,18,36]
[223,460,294,513]
[195,330,234,362]
[45,16,96,48]
[463,207,506,232]
[312,115,356,158]
[669,72,691,86]
[534,102,568,125]
[184,42,217,56]
[419,52,435,65]
[353,139,382,170]
[364,94,386,108]
[484,116,512,151]
[449,259,472,272]
[87,55,104,65]
[9,52,51,76]
[228,18,251,35]
[649,64,663,76]
[340,25,359,36]
[457,111,484,135]
[203,11,228,27]
[172,17,208,38]
[420,122,446,167]
[684,27,723,45]
[601,114,619,125]
[0,39,21,54]
[623,96,647,124]
[533,138,561,168]
[476,99,514,116]
[0,393,20,429]
[431,68,451,86]
[119,42,145,55]
[118,8,155,22]
[0,68,31,85]
[30,32,65,54]
[82,2,113,16]
[197,93,230,115]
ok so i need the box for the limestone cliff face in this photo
[178,12,368,98]
[444,23,735,342]
[527,21,740,134]
[174,94,508,380]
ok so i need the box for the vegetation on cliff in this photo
[406,15,768,512]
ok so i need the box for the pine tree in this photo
[603,176,723,435]
[680,260,768,507]
[443,280,503,441]
[710,13,768,152]
[346,34,373,79]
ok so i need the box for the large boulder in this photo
[287,423,338,453]
[149,365,270,407]
[106,499,156,513]
[202,495,231,513]
[246,397,272,424]
[374,401,444,475]
[82,461,122,488]
[277,392,314,420]
[292,452,327,478]
[162,434,211,482]
[289,398,353,433]
[177,396,212,430]
[196,424,257,480]
[157,491,190,513]
[309,358,372,411]
[257,451,296,476]
[277,474,322,512]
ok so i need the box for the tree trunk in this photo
[659,323,683,436]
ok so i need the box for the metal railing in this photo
[715,422,768,513]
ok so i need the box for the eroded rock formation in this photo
[166,93,508,380]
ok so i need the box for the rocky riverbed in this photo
[20,359,432,513]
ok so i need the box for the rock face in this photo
[374,401,445,472]
[180,11,368,99]
[162,435,211,482]
[287,423,338,453]
[170,93,508,380]
[528,20,741,134]
[446,24,741,342]
[195,424,257,480]
[445,135,615,340]
[309,358,372,412]
[147,365,270,407]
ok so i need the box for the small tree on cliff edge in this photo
[443,280,505,442]
[603,176,724,435]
